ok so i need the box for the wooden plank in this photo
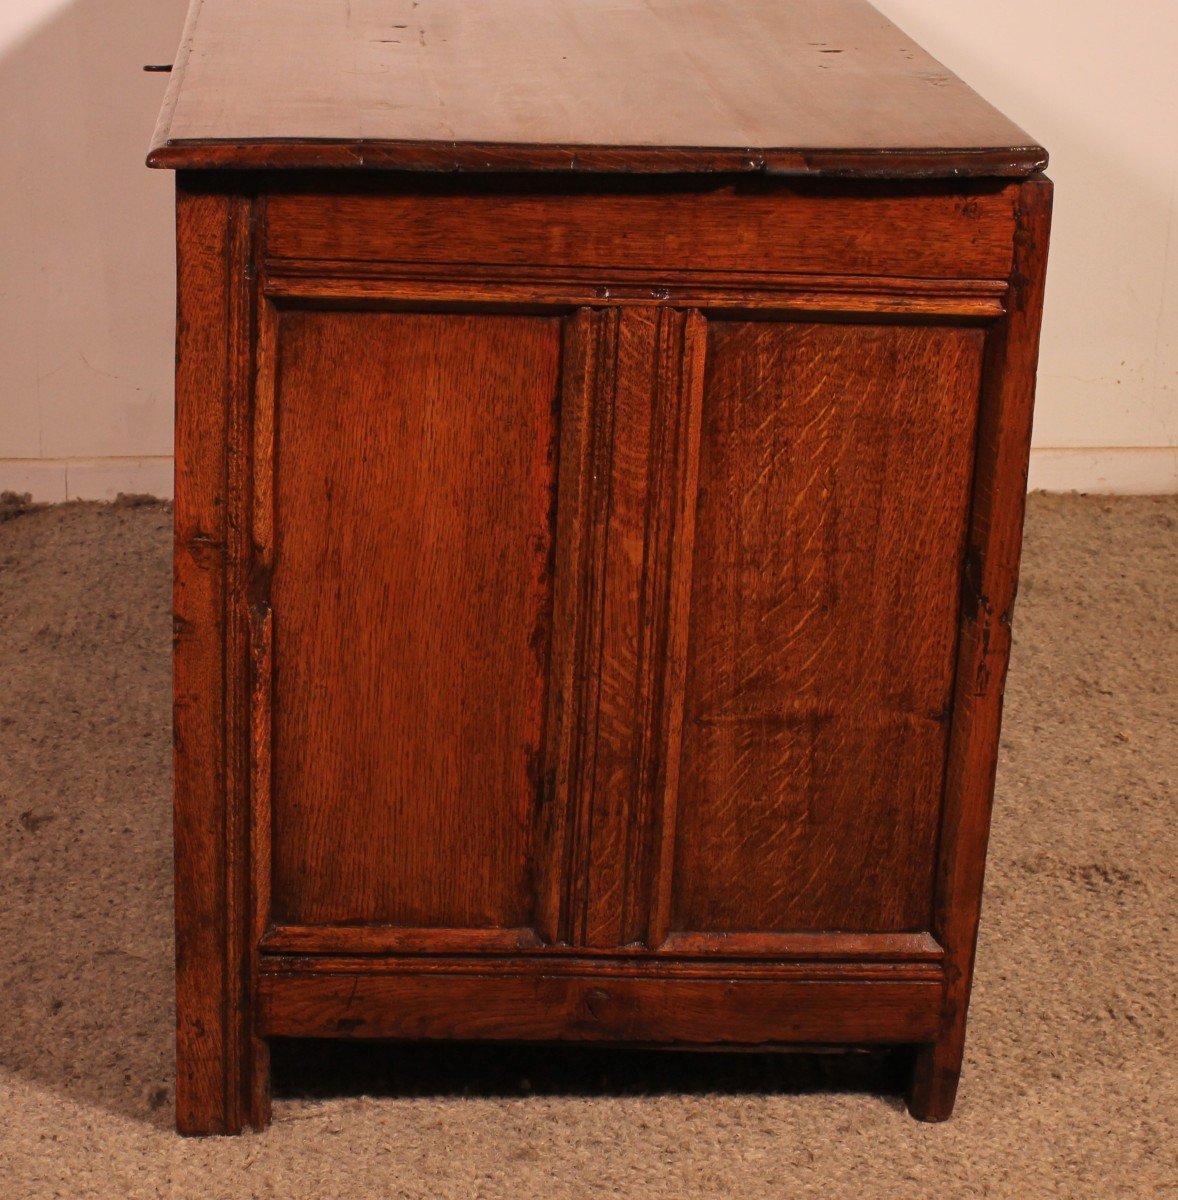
[258,971,945,1044]
[261,926,543,956]
[147,0,1045,177]
[646,312,707,948]
[261,266,1011,320]
[258,927,943,962]
[263,180,1020,283]
[260,954,945,982]
[172,182,267,1134]
[908,175,1054,1122]
[658,932,944,962]
[532,310,599,945]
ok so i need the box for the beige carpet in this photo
[0,493,1174,1198]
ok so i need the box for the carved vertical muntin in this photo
[644,311,707,949]
[547,306,705,950]
[534,306,615,943]
[540,306,619,946]
[616,308,707,948]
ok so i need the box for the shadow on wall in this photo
[0,0,184,499]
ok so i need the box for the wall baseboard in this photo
[2,448,1176,503]
[1027,447,1178,494]
[0,457,173,503]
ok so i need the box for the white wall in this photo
[0,0,181,501]
[873,0,1178,494]
[1,0,1176,499]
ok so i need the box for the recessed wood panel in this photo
[269,309,562,930]
[671,320,984,935]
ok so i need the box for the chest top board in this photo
[151,0,1050,1137]
[149,0,1046,176]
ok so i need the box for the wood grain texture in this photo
[671,321,985,936]
[267,310,562,932]
[262,265,1009,321]
[657,932,943,962]
[908,176,1054,1122]
[556,308,705,949]
[168,166,1051,1129]
[172,182,268,1135]
[147,0,1045,177]
[263,179,1020,283]
[260,953,945,982]
[259,928,942,962]
[258,971,945,1045]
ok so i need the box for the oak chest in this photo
[150,0,1051,1132]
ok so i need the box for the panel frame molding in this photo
[262,262,1008,321]
[248,295,600,954]
[245,260,1015,965]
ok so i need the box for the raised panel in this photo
[669,320,985,936]
[267,309,563,933]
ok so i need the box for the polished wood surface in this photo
[161,1,1051,1137]
[148,0,1045,177]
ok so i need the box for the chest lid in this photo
[148,0,1046,177]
